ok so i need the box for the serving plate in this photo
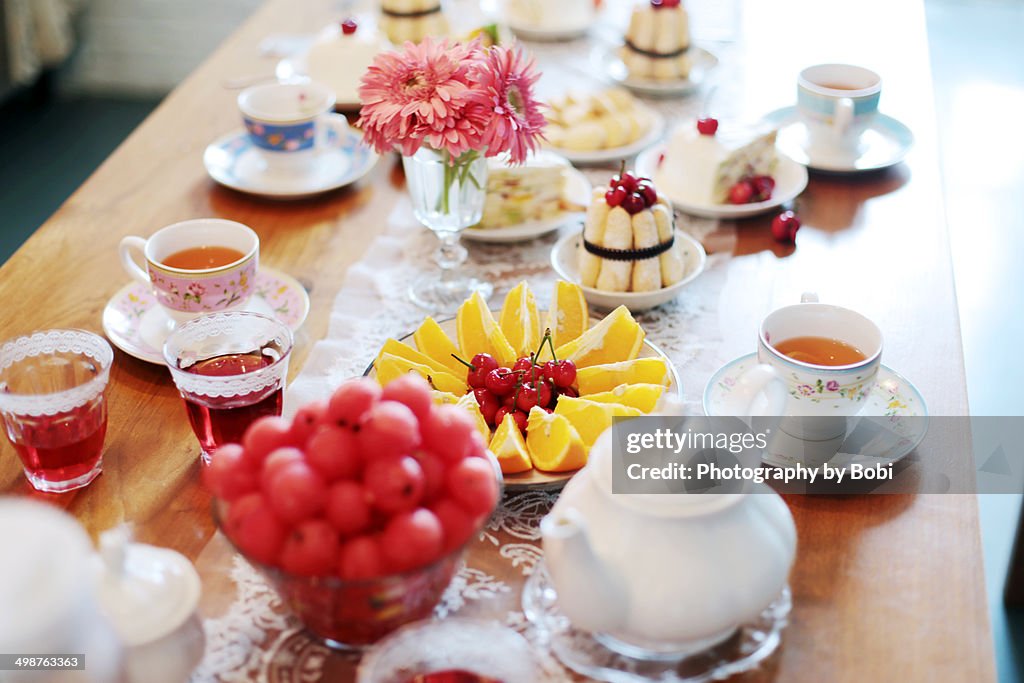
[544,106,666,166]
[365,314,682,491]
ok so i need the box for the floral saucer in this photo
[203,128,378,199]
[703,353,928,467]
[102,267,310,365]
[760,106,914,174]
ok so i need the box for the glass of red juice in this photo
[163,311,293,459]
[0,329,114,493]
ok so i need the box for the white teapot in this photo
[541,429,797,657]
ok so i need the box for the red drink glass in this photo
[0,329,114,493]
[163,312,292,458]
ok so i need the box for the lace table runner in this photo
[190,24,770,683]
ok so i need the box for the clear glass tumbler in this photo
[0,329,113,493]
[163,311,292,459]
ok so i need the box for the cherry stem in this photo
[618,159,626,178]
[544,332,559,363]
[533,328,557,364]
[450,353,475,372]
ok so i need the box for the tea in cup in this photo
[119,218,259,324]
[797,64,881,158]
[717,293,883,441]
[237,81,349,170]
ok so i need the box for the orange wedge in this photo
[375,352,467,395]
[432,390,461,405]
[553,396,642,448]
[545,281,589,350]
[377,338,454,378]
[553,305,644,368]
[499,281,542,359]
[526,407,587,472]
[576,357,671,395]
[456,392,492,441]
[489,413,533,474]
[456,291,517,366]
[413,317,466,377]
[583,383,666,413]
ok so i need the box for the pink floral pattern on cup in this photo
[147,258,257,313]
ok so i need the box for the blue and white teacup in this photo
[797,64,881,159]
[237,81,348,170]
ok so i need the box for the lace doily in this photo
[192,9,766,681]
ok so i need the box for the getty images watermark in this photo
[609,415,1024,495]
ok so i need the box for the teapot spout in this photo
[541,507,627,634]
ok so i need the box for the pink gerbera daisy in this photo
[357,38,485,158]
[470,44,546,164]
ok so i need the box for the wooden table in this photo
[0,0,995,680]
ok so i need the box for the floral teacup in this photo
[717,293,883,441]
[119,219,259,324]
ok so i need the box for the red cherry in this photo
[618,172,639,193]
[637,181,658,207]
[515,384,540,412]
[484,367,517,396]
[560,385,580,399]
[543,359,577,388]
[512,357,533,373]
[697,117,719,135]
[752,175,775,201]
[473,387,500,425]
[340,18,358,35]
[510,410,528,433]
[466,353,498,388]
[771,211,801,243]
[501,393,517,409]
[622,192,646,215]
[536,380,554,408]
[494,406,512,428]
[728,179,755,204]
[605,186,627,207]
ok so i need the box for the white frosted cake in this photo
[619,0,690,81]
[478,154,570,229]
[306,20,388,104]
[380,0,449,43]
[657,119,778,204]
[506,0,594,31]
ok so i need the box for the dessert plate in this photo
[595,45,718,98]
[635,145,808,219]
[544,106,666,166]
[203,128,378,199]
[102,267,310,365]
[703,353,929,468]
[364,315,682,491]
[505,14,594,41]
[550,230,706,312]
[761,106,914,173]
[463,166,592,243]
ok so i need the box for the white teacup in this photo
[797,64,881,159]
[119,219,259,325]
[719,293,883,441]
[238,81,349,171]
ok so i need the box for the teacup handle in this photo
[729,366,782,423]
[119,236,150,286]
[315,112,349,151]
[833,97,854,135]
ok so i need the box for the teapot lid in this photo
[93,526,201,647]
[0,499,92,649]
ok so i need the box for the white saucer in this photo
[595,45,718,98]
[102,267,311,365]
[544,106,666,166]
[636,146,808,219]
[703,353,929,467]
[203,128,378,199]
[463,166,592,243]
[761,106,914,173]
[550,229,706,311]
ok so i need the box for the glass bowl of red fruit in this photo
[205,375,501,649]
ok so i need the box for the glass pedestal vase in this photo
[401,147,493,312]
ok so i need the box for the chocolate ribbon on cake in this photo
[623,39,689,60]
[582,231,676,261]
[381,4,443,18]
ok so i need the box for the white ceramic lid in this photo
[94,527,202,647]
[0,499,93,649]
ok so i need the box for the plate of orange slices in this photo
[365,281,680,490]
